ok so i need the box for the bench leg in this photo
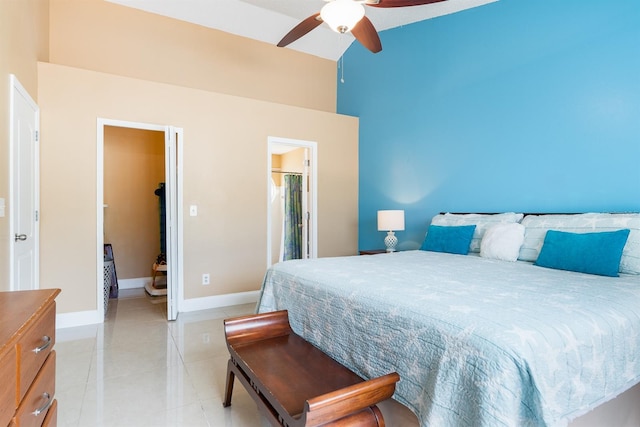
[222,359,235,407]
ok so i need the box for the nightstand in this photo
[359,249,389,255]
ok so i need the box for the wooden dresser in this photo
[0,289,60,427]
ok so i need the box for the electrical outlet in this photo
[202,273,210,285]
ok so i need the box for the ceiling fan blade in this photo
[351,16,382,53]
[277,13,323,48]
[366,0,446,8]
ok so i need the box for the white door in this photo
[10,75,40,291]
[302,148,310,259]
[165,126,182,321]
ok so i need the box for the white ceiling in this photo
[107,0,497,61]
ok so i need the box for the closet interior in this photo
[103,126,166,302]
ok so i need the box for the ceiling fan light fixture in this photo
[320,0,365,34]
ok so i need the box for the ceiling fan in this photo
[277,0,447,54]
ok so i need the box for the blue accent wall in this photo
[337,0,640,251]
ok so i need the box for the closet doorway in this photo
[267,137,317,267]
[97,119,183,321]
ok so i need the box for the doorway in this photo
[103,126,164,295]
[267,137,317,267]
[9,75,40,291]
[97,119,183,321]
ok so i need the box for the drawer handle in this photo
[32,392,53,416]
[33,335,52,354]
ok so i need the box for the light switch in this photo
[0,198,5,217]
[189,205,198,217]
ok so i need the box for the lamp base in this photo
[384,231,398,253]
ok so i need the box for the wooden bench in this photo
[223,310,400,427]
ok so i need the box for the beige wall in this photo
[0,0,358,315]
[0,0,49,291]
[271,150,305,187]
[48,0,337,113]
[281,149,305,175]
[271,155,282,186]
[104,126,165,279]
[38,62,358,314]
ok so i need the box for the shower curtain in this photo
[283,174,303,261]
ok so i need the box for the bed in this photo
[256,212,640,427]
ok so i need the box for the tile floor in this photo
[55,289,418,427]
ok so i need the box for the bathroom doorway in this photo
[267,137,317,267]
[98,119,183,321]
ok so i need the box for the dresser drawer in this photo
[0,346,17,427]
[17,303,56,403]
[41,399,57,427]
[14,351,56,427]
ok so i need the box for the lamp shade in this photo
[320,0,365,34]
[377,210,405,231]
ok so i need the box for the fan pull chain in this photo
[340,55,345,83]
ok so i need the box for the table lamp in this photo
[377,210,405,252]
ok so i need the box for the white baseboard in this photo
[180,290,260,313]
[55,290,260,329]
[117,277,150,290]
[56,310,102,329]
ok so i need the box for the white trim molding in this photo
[56,310,103,329]
[117,277,151,290]
[55,290,260,329]
[179,290,260,313]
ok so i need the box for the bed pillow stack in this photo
[420,224,476,255]
[420,212,640,276]
[427,212,524,254]
[534,229,630,277]
[519,213,640,276]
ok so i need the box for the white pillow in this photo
[480,223,525,262]
[431,212,524,253]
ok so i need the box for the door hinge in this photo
[35,131,39,142]
[35,210,39,221]
[305,159,310,167]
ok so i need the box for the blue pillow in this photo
[420,225,476,255]
[535,229,630,277]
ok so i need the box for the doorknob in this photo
[15,233,27,242]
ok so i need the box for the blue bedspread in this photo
[256,250,640,427]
